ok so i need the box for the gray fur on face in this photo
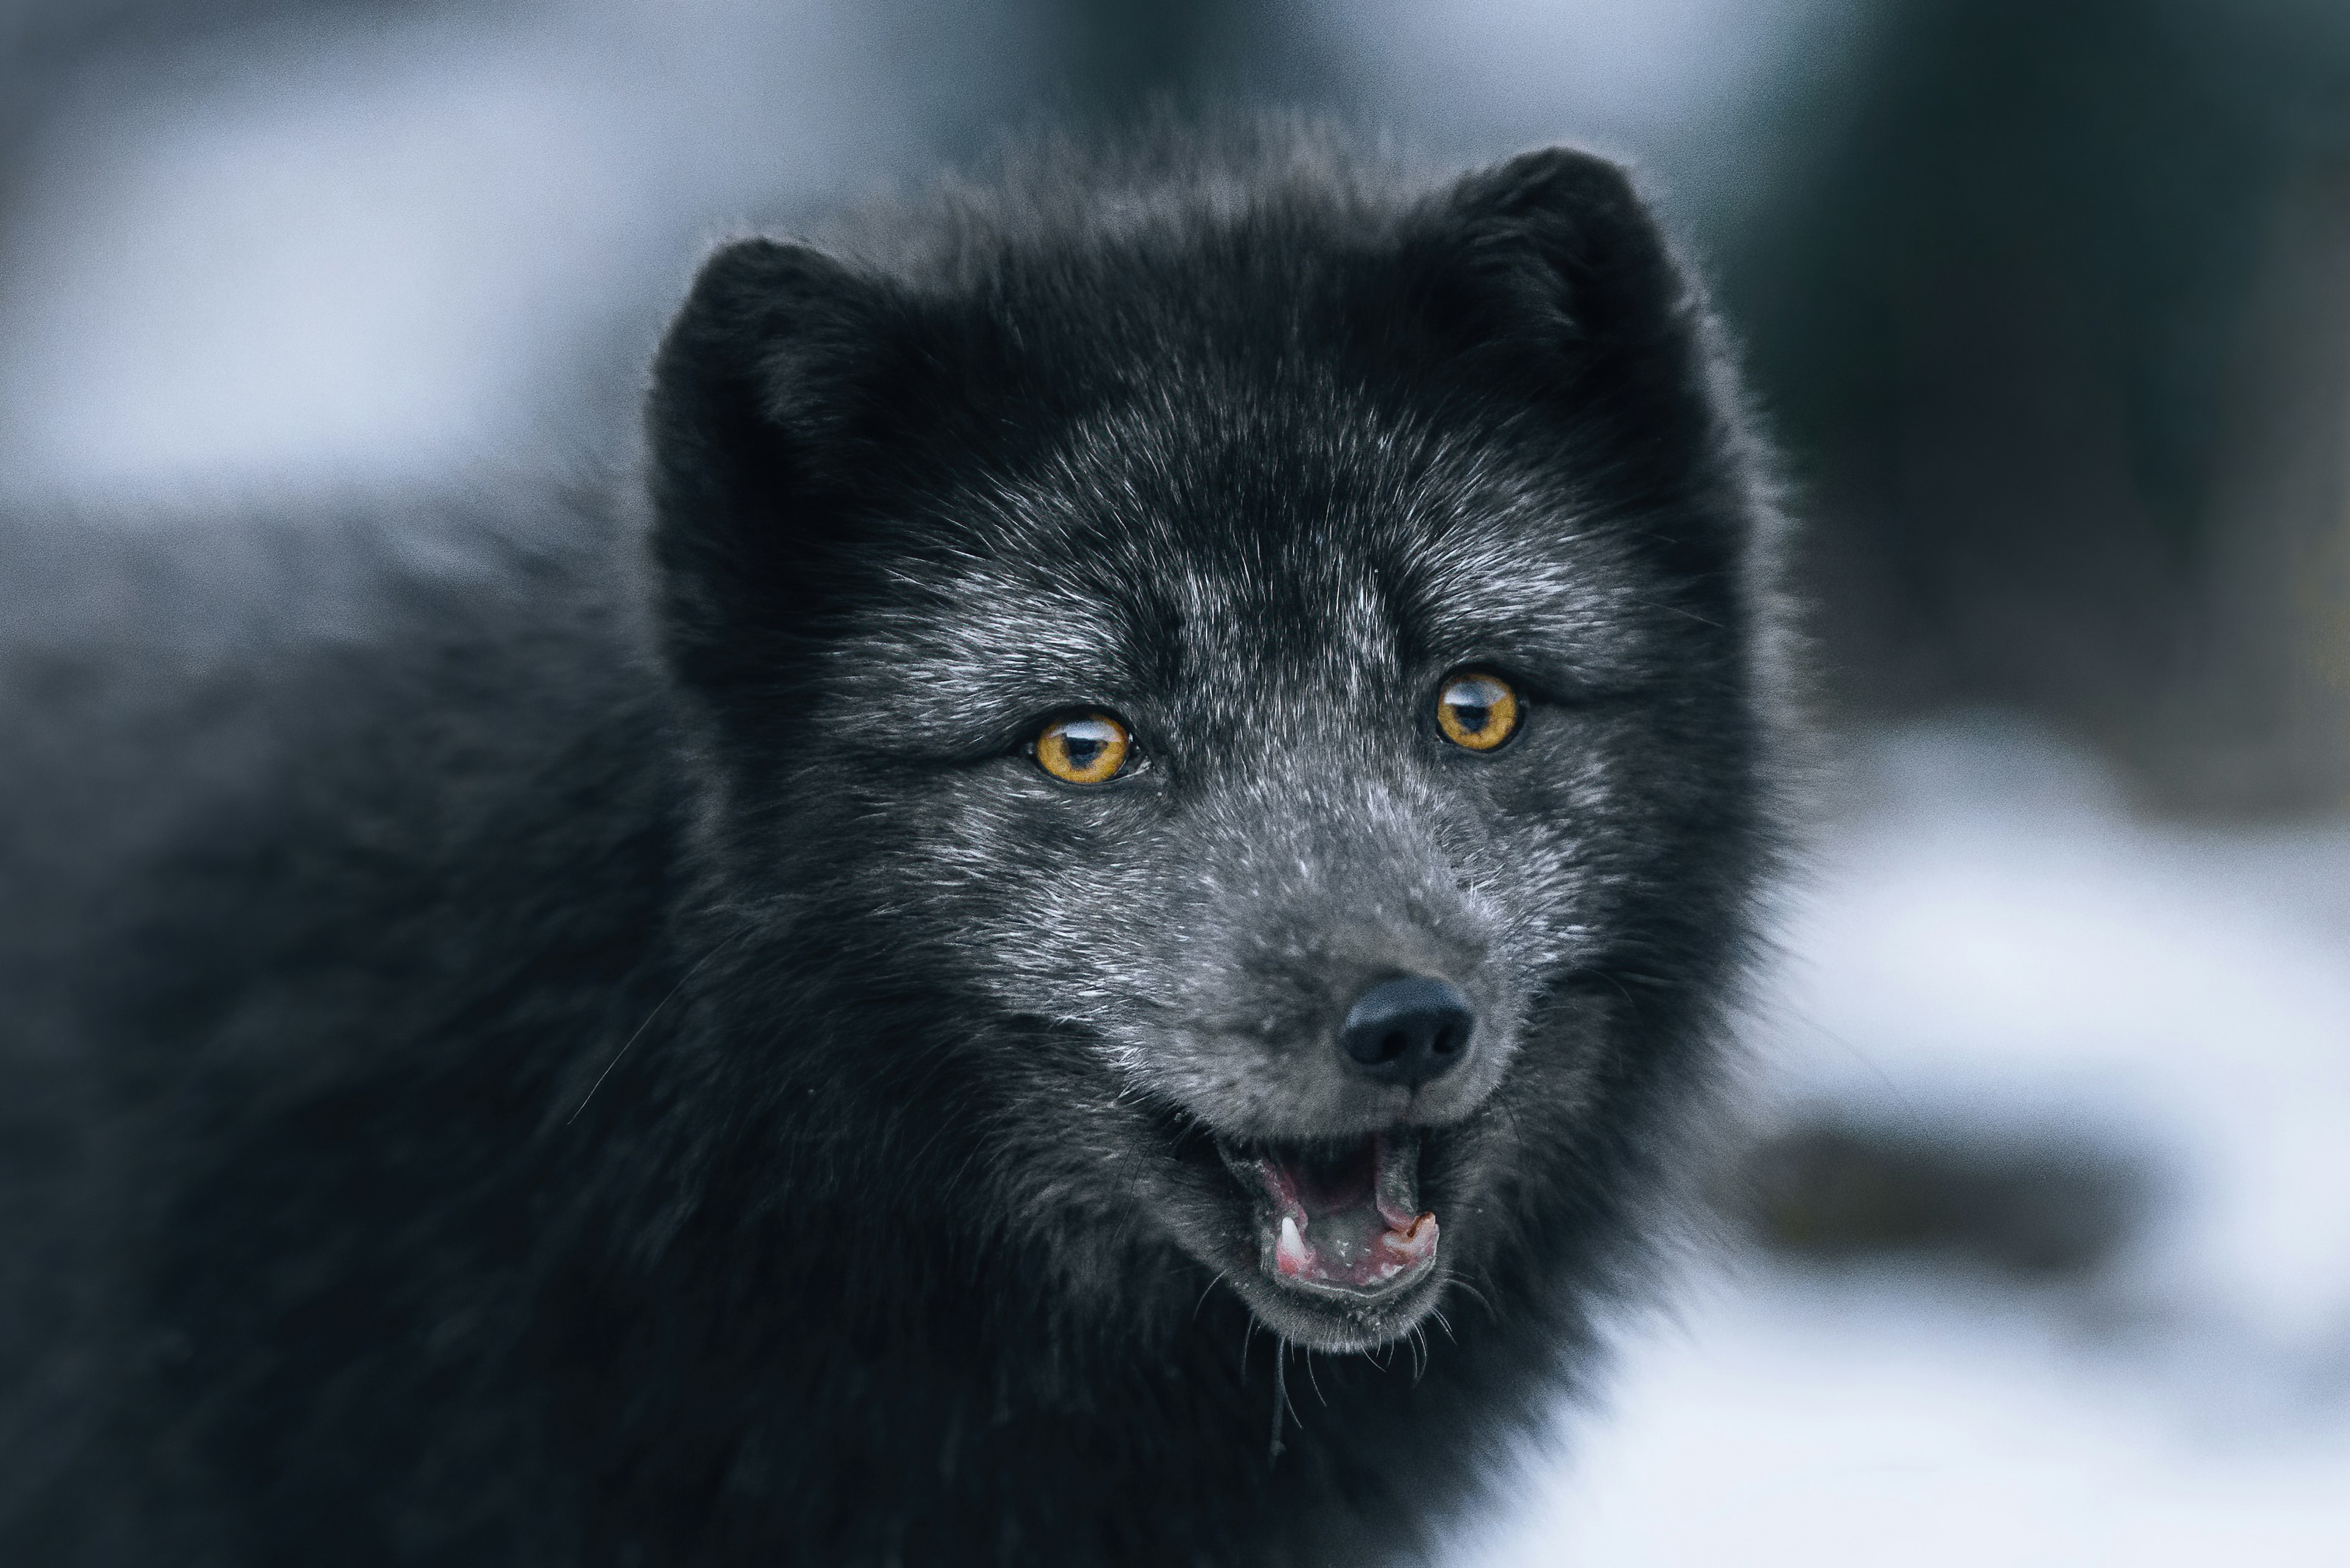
[782,370,1707,1346]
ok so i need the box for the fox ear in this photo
[1403,146,1728,534]
[1404,146,1688,389]
[646,237,909,691]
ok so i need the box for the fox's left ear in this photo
[1401,146,1693,401]
[1400,146,1733,536]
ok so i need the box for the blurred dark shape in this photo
[1728,1113,2154,1279]
[1021,0,1332,120]
[1729,0,2350,812]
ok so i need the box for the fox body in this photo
[1,132,1786,1564]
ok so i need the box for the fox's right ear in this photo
[645,237,911,692]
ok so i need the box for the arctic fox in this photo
[0,128,1787,1564]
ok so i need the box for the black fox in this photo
[0,128,1788,1565]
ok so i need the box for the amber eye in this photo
[1032,712,1133,784]
[1435,671,1521,752]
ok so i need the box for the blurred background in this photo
[4,0,2346,1560]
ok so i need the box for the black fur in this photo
[1,129,1789,1565]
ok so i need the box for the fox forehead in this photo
[816,395,1663,750]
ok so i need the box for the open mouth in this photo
[1217,1131,1439,1300]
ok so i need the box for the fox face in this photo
[650,144,1777,1354]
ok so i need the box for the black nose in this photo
[1338,976,1476,1091]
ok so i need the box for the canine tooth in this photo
[1275,1215,1311,1277]
[1382,1212,1438,1263]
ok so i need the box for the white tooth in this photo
[1276,1215,1311,1275]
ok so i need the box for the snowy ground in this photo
[1456,719,2350,1565]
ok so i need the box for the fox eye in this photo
[1032,712,1134,785]
[1434,671,1521,752]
